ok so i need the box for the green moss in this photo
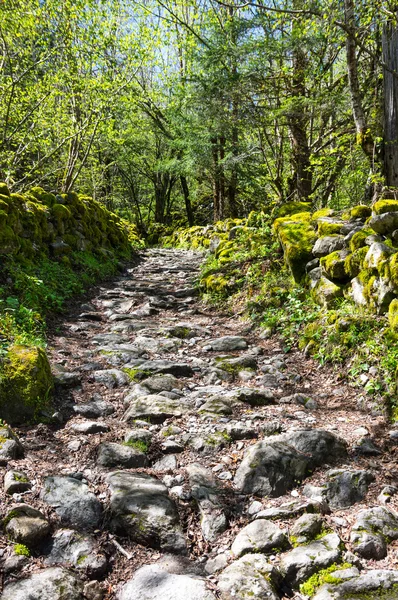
[350,205,372,220]
[122,367,151,382]
[317,220,343,236]
[274,202,312,219]
[389,299,398,332]
[14,543,31,557]
[344,247,368,278]
[123,439,149,453]
[320,251,349,281]
[311,208,334,222]
[51,203,71,220]
[273,213,316,282]
[76,554,88,565]
[349,229,373,252]
[0,345,54,425]
[0,182,11,196]
[205,430,232,447]
[373,199,398,215]
[299,563,352,596]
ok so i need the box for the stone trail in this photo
[2,248,398,599]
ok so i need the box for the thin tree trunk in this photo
[180,175,194,225]
[383,20,398,186]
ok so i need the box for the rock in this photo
[97,442,148,468]
[0,425,24,465]
[0,567,83,600]
[41,476,103,531]
[312,236,346,258]
[205,553,229,574]
[186,463,227,542]
[152,454,178,471]
[53,364,81,387]
[71,421,109,434]
[204,336,248,352]
[0,345,53,425]
[231,519,288,557]
[198,395,237,416]
[124,428,152,444]
[234,429,346,497]
[84,581,106,600]
[107,471,186,553]
[312,569,398,600]
[369,211,398,234]
[123,394,189,423]
[290,513,323,544]
[124,359,194,379]
[73,397,115,418]
[364,242,394,269]
[3,554,29,574]
[280,532,341,587]
[354,436,382,456]
[217,554,280,600]
[45,529,107,579]
[213,355,257,372]
[5,504,50,547]
[232,387,275,406]
[134,374,183,394]
[227,422,257,440]
[311,276,344,308]
[324,469,374,509]
[350,506,398,559]
[378,485,398,504]
[4,470,31,494]
[92,369,129,388]
[117,564,216,600]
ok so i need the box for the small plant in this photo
[123,439,149,452]
[14,543,30,557]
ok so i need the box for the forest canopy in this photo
[1,0,396,227]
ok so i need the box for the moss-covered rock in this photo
[320,251,350,282]
[349,205,372,220]
[274,202,312,219]
[0,345,54,425]
[349,229,373,252]
[311,276,344,308]
[389,299,398,332]
[344,247,368,279]
[0,182,11,196]
[373,199,398,215]
[317,219,344,236]
[273,213,316,282]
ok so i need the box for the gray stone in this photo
[123,394,189,423]
[234,429,346,497]
[205,336,248,352]
[354,436,382,456]
[45,529,107,579]
[3,554,29,574]
[117,564,216,600]
[92,369,129,388]
[364,242,395,269]
[152,454,178,471]
[290,513,323,544]
[53,365,81,387]
[97,442,148,468]
[205,553,229,574]
[134,374,183,394]
[213,355,257,372]
[0,567,84,600]
[217,554,279,600]
[350,506,398,559]
[186,463,227,542]
[124,359,194,378]
[231,519,288,557]
[5,504,50,547]
[4,470,31,494]
[369,212,398,234]
[107,471,186,554]
[0,426,24,465]
[71,421,109,434]
[280,533,341,586]
[312,569,398,600]
[41,476,103,531]
[73,397,115,418]
[313,236,346,258]
[227,422,257,440]
[124,428,152,444]
[324,469,374,509]
[311,276,344,308]
[199,396,237,416]
[232,387,275,406]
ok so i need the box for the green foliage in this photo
[299,563,352,596]
[123,439,150,453]
[14,544,31,557]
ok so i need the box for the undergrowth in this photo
[173,214,398,419]
[0,251,122,355]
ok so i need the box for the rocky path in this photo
[2,248,398,599]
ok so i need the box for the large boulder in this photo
[0,567,83,600]
[234,429,346,497]
[217,554,280,600]
[0,345,53,425]
[350,506,398,559]
[107,471,187,554]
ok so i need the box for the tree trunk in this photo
[180,175,194,225]
[344,0,374,160]
[383,20,398,186]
